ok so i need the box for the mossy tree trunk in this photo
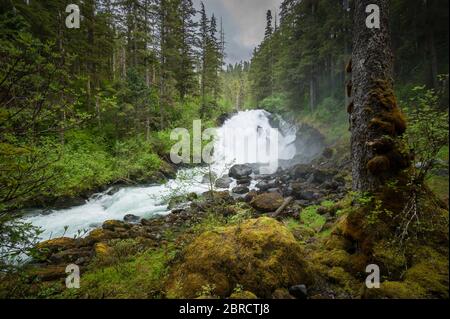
[351,0,410,192]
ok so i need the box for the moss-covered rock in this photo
[27,265,68,282]
[372,241,407,280]
[94,242,111,257]
[364,281,427,299]
[102,220,130,231]
[229,291,258,299]
[35,237,77,259]
[250,193,284,212]
[404,251,449,299]
[166,217,310,298]
[272,288,295,299]
[85,228,115,244]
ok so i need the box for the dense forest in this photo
[0,0,226,209]
[249,0,449,111]
[0,0,448,301]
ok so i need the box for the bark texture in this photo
[351,0,410,192]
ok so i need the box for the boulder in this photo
[27,265,68,282]
[102,220,130,231]
[289,285,308,299]
[310,169,337,184]
[229,291,258,299]
[84,228,116,244]
[256,181,271,192]
[232,186,250,195]
[250,193,284,212]
[237,177,252,185]
[35,237,77,259]
[124,214,140,223]
[297,191,316,201]
[215,176,233,189]
[48,247,93,265]
[290,182,302,194]
[94,242,111,257]
[229,164,253,179]
[272,288,295,299]
[202,191,234,202]
[291,164,314,179]
[238,182,251,188]
[244,191,258,203]
[166,217,310,299]
[171,202,191,214]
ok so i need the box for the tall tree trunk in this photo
[426,0,439,89]
[86,0,96,109]
[351,0,410,192]
[428,30,439,89]
[121,46,127,79]
[309,73,316,112]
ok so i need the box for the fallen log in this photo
[273,196,294,217]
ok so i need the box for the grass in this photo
[62,245,177,299]
[427,175,449,202]
[300,206,327,232]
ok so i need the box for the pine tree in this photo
[199,2,209,117]
[208,14,221,101]
[265,10,273,39]
[177,0,198,100]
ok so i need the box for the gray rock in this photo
[124,214,140,223]
[171,202,191,214]
[289,285,308,300]
[232,186,250,195]
[229,164,253,179]
[256,181,270,191]
[237,177,252,185]
[291,164,314,179]
[298,191,316,201]
[215,176,233,189]
[311,169,337,184]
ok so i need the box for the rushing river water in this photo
[23,110,298,240]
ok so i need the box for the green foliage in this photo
[300,206,326,231]
[0,14,82,270]
[250,0,449,131]
[403,85,449,184]
[0,217,43,271]
[68,246,176,299]
[259,93,289,114]
[39,133,163,199]
[220,62,251,111]
[250,0,352,110]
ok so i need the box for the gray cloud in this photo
[194,0,282,64]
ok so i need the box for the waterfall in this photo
[22,110,298,240]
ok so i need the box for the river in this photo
[23,110,298,240]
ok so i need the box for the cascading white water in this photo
[211,110,296,175]
[23,110,297,240]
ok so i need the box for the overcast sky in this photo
[193,0,283,65]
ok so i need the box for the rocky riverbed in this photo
[21,147,351,295]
